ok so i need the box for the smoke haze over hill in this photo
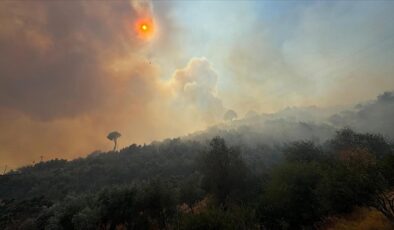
[1,1,394,170]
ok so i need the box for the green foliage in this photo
[284,141,324,163]
[259,162,322,229]
[136,181,176,229]
[6,185,176,230]
[0,139,205,201]
[258,132,392,229]
[178,174,205,207]
[199,137,252,205]
[96,187,136,229]
[180,206,258,230]
[1,129,393,229]
[0,196,52,230]
[379,154,394,186]
[317,154,383,215]
[330,128,392,159]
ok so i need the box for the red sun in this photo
[135,18,155,40]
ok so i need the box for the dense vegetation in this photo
[1,128,394,229]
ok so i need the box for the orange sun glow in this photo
[135,18,155,40]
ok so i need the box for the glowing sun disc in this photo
[135,18,155,40]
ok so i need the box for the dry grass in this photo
[320,207,393,230]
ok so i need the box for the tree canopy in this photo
[107,131,121,151]
[223,110,237,122]
[1,128,394,229]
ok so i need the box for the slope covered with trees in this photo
[1,128,394,229]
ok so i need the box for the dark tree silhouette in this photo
[1,129,393,229]
[107,131,121,151]
[223,109,237,122]
[199,137,249,206]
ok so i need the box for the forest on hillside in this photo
[2,0,394,229]
[1,128,394,229]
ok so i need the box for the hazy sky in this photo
[1,0,394,168]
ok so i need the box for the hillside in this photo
[188,91,394,145]
[1,92,394,229]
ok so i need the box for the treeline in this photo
[1,129,394,229]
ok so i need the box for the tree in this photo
[330,128,392,159]
[258,162,322,229]
[96,187,136,230]
[179,176,204,209]
[223,110,237,122]
[107,131,121,151]
[317,148,383,215]
[199,137,249,206]
[136,181,176,229]
[284,141,323,163]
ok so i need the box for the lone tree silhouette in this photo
[107,131,121,151]
[224,109,238,122]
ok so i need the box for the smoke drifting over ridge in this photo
[0,1,229,168]
[329,91,394,138]
[1,1,394,168]
[188,91,394,149]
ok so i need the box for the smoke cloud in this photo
[1,1,393,168]
[168,58,225,123]
[0,1,228,168]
